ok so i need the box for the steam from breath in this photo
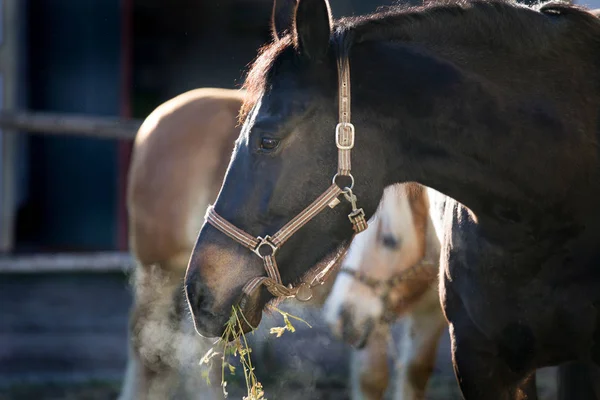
[125,251,352,399]
[125,263,221,399]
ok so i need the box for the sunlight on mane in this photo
[239,35,294,124]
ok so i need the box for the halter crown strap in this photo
[270,184,343,246]
[203,57,366,303]
[337,59,353,176]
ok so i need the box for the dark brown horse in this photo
[184,0,600,399]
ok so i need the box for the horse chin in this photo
[236,290,265,335]
[343,318,375,350]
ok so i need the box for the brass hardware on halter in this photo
[343,188,368,233]
[252,235,278,258]
[294,282,313,302]
[349,209,368,233]
[328,198,341,208]
[335,122,355,150]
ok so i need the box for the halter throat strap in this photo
[204,57,367,302]
[340,260,438,323]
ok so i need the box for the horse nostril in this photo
[184,278,206,316]
[182,269,227,338]
[340,305,358,341]
[339,305,374,349]
[339,305,353,329]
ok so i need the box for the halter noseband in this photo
[340,260,438,323]
[204,57,368,303]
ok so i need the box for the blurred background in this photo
[0,0,594,399]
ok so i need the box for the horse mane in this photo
[239,35,294,123]
[336,0,600,57]
[240,0,600,122]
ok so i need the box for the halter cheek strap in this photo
[204,57,368,302]
[205,184,344,300]
[340,260,438,323]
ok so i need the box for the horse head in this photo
[184,0,385,337]
[323,184,438,348]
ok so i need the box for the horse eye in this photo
[382,234,401,250]
[260,138,280,151]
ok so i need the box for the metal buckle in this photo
[253,235,278,259]
[348,208,365,223]
[335,123,355,150]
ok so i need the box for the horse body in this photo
[121,88,244,400]
[349,4,600,395]
[441,196,600,370]
[129,88,243,267]
[324,183,446,399]
[185,1,600,398]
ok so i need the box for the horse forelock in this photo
[239,35,294,124]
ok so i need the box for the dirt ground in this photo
[0,382,121,400]
[0,379,456,400]
[0,276,557,400]
[0,371,557,400]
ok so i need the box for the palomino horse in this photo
[324,183,445,400]
[184,0,600,399]
[119,88,244,400]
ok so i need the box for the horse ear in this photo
[293,0,333,61]
[271,0,297,40]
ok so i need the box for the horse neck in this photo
[348,36,600,242]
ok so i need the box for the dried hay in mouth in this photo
[200,305,312,399]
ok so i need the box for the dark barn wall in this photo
[20,0,122,251]
[131,0,401,118]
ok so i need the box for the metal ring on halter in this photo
[332,172,355,191]
[252,235,278,259]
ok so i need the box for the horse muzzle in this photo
[338,305,376,349]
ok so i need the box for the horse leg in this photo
[393,292,446,400]
[450,321,537,400]
[119,263,220,400]
[350,325,390,400]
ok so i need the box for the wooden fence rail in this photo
[0,110,142,140]
[0,252,135,273]
[0,110,142,273]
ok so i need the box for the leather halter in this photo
[204,57,368,303]
[340,259,438,323]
